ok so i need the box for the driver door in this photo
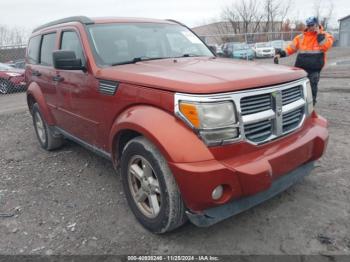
[54,29,100,145]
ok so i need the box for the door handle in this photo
[52,75,64,82]
[32,70,41,77]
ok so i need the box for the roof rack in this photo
[32,16,94,33]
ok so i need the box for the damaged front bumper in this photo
[186,161,314,227]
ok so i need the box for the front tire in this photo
[120,136,187,234]
[32,103,64,151]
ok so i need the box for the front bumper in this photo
[186,161,314,227]
[168,112,328,217]
[256,51,274,57]
[234,55,254,60]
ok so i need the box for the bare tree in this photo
[0,25,29,46]
[262,0,292,32]
[279,0,292,30]
[263,0,278,32]
[221,5,241,34]
[313,0,334,30]
[222,0,264,34]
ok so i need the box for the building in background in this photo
[339,15,350,47]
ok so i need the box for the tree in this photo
[313,0,334,30]
[222,0,264,34]
[0,25,29,46]
[262,0,292,32]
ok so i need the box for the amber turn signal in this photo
[179,102,200,128]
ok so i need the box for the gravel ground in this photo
[0,48,349,256]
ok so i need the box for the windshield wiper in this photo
[180,54,202,57]
[111,56,170,66]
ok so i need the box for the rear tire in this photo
[120,136,187,234]
[32,103,64,150]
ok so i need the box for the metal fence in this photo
[0,44,27,95]
[199,31,303,46]
[198,32,303,61]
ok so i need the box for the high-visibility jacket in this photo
[284,26,334,72]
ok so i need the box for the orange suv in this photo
[25,16,328,233]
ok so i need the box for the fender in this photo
[109,105,214,165]
[27,82,56,125]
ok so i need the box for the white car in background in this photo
[253,42,275,58]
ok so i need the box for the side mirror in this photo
[53,50,84,70]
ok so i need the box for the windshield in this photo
[0,63,14,70]
[87,23,213,66]
[256,43,272,48]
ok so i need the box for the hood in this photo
[95,57,306,94]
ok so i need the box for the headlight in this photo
[305,80,314,115]
[6,72,21,77]
[177,101,239,146]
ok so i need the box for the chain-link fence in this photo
[0,44,27,95]
[201,31,303,45]
[198,30,350,62]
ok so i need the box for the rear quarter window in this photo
[40,33,56,66]
[27,35,41,64]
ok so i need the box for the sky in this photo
[0,0,348,32]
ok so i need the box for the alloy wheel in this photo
[127,155,162,218]
[34,111,46,144]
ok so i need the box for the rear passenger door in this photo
[35,33,59,116]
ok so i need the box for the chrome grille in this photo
[244,119,272,142]
[283,107,304,132]
[241,93,272,115]
[282,85,303,105]
[240,82,306,144]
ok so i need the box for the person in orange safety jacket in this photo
[275,16,334,105]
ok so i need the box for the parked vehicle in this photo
[222,42,255,60]
[215,44,224,56]
[7,59,26,69]
[231,43,255,60]
[253,42,275,58]
[0,62,26,94]
[222,42,241,57]
[270,40,287,50]
[26,16,328,233]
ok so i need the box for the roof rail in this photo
[166,19,186,27]
[32,16,94,33]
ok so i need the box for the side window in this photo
[27,35,41,64]
[40,33,56,66]
[61,31,85,63]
